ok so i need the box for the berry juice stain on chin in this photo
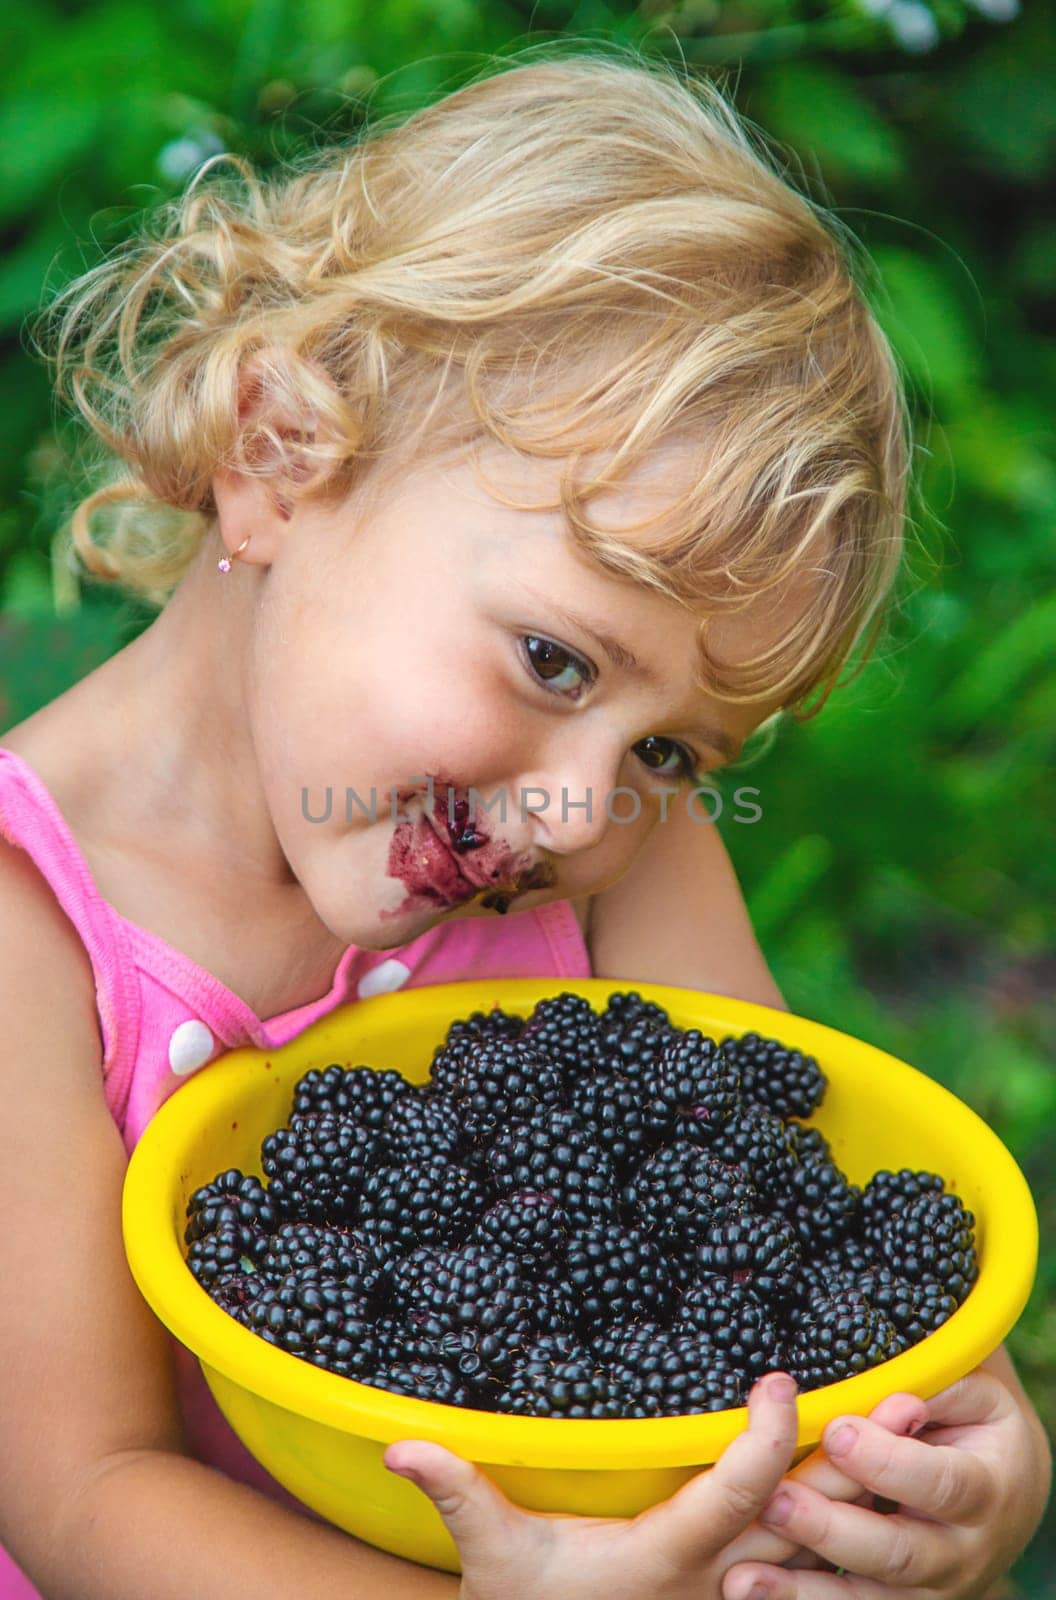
[384,777,555,919]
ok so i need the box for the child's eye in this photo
[633,734,704,787]
[521,637,704,786]
[521,635,594,701]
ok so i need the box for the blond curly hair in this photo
[42,43,909,713]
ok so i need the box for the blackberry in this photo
[261,1113,375,1224]
[427,1011,525,1096]
[357,1157,485,1253]
[396,1324,505,1396]
[381,1090,463,1164]
[349,1215,406,1278]
[599,990,671,1037]
[498,1335,624,1418]
[852,1264,959,1343]
[786,1123,833,1163]
[185,1169,279,1245]
[210,1273,257,1324]
[816,1235,876,1278]
[259,1222,384,1298]
[643,1032,742,1144]
[521,992,609,1083]
[591,1319,666,1367]
[777,1154,861,1252]
[570,1073,655,1173]
[675,1279,782,1379]
[367,1360,474,1408]
[899,1281,960,1343]
[524,1273,579,1336]
[471,1192,570,1276]
[686,1213,801,1305]
[310,1298,396,1380]
[597,992,678,1082]
[292,1063,410,1129]
[861,1169,946,1248]
[796,1237,878,1306]
[787,1288,902,1391]
[485,1109,619,1229]
[429,1037,564,1145]
[187,1222,268,1287]
[389,1245,535,1379]
[244,1273,387,1378]
[709,1103,797,1201]
[609,1328,746,1417]
[438,1008,525,1056]
[878,1193,977,1301]
[720,1033,825,1119]
[566,1224,675,1330]
[624,1143,757,1245]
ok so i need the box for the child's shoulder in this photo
[0,821,105,1073]
[2,695,168,934]
[1,708,116,1042]
[3,689,112,835]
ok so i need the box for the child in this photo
[0,46,1047,1600]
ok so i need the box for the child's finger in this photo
[724,1562,887,1600]
[819,1415,992,1525]
[925,1368,1015,1429]
[720,1392,929,1571]
[644,1372,799,1563]
[864,1390,930,1438]
[755,1477,958,1586]
[789,1392,928,1501]
[385,1439,533,1570]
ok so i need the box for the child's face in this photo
[238,443,784,952]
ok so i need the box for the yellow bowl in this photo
[123,979,1037,1572]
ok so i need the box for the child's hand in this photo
[384,1371,799,1600]
[716,1390,929,1576]
[721,1361,1052,1598]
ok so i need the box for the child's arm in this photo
[587,811,1053,1594]
[585,803,787,1009]
[0,839,457,1600]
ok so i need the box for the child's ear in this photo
[213,345,355,558]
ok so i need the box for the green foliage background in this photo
[1,0,1052,1586]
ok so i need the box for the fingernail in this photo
[826,1422,857,1457]
[761,1491,793,1526]
[386,1462,424,1487]
[907,1415,928,1437]
[747,1586,771,1600]
[769,1375,797,1402]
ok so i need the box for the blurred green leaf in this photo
[0,604,138,728]
[0,216,68,329]
[1,550,53,619]
[941,8,1056,180]
[936,593,1056,731]
[0,94,99,225]
[868,246,981,411]
[743,833,833,940]
[755,61,904,183]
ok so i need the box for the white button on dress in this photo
[357,959,412,999]
[168,1019,217,1076]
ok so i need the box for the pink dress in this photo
[0,746,592,1599]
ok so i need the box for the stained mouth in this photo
[384,782,556,916]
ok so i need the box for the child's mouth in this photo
[385,782,555,916]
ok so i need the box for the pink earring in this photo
[218,536,251,573]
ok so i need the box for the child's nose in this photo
[518,740,629,856]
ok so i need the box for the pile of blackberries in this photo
[185,991,978,1418]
